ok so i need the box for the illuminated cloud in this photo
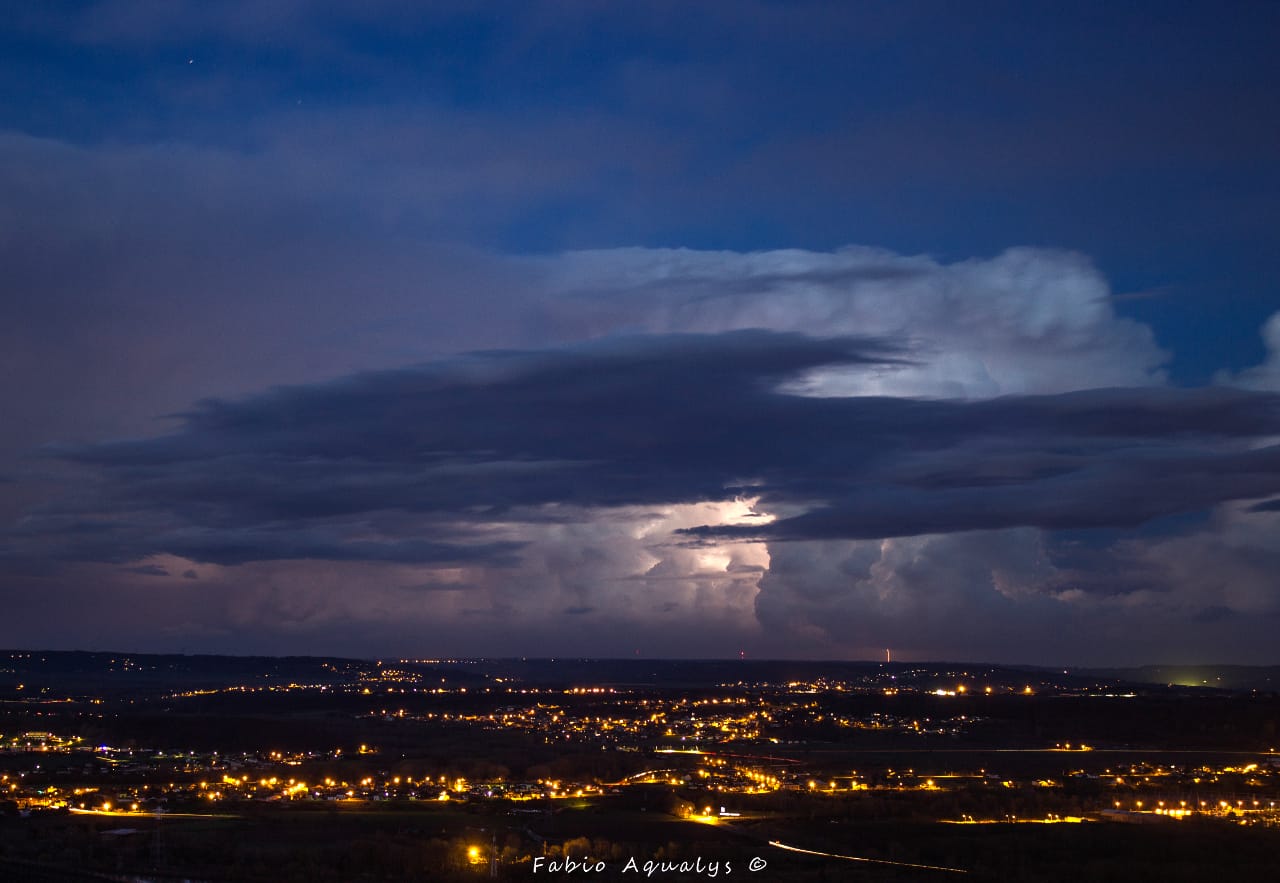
[2,326,1276,662]
[543,245,1167,397]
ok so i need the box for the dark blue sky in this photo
[3,2,1280,662]
[6,2,1279,378]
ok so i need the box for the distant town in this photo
[3,651,1279,881]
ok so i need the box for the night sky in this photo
[3,2,1280,664]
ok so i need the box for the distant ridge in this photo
[1086,665,1280,692]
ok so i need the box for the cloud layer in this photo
[16,332,1277,566]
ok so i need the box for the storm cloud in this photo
[4,3,1280,661]
[14,332,1280,572]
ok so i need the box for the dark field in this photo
[5,801,1279,882]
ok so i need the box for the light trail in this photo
[69,808,238,820]
[768,840,968,874]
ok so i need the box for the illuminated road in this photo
[69,807,238,820]
[768,840,968,874]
